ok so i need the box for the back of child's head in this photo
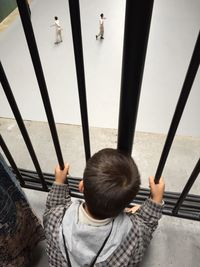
[83,148,141,219]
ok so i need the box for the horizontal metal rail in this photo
[11,167,200,221]
[173,158,200,214]
[17,167,200,202]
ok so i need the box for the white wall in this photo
[138,0,200,136]
[0,0,199,136]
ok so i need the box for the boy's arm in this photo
[137,176,164,230]
[128,177,165,262]
[43,165,71,265]
[43,164,72,230]
[137,175,164,220]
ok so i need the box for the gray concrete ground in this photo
[0,118,199,193]
[0,117,200,267]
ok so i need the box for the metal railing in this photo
[0,0,200,221]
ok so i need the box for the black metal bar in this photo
[21,184,200,221]
[15,166,200,201]
[162,209,200,222]
[14,167,200,220]
[117,0,154,155]
[18,168,200,209]
[17,172,45,182]
[13,165,200,214]
[0,134,25,186]
[25,0,31,17]
[16,0,65,170]
[68,0,91,161]
[165,195,200,203]
[173,158,200,214]
[0,62,48,191]
[154,32,200,183]
[23,176,52,185]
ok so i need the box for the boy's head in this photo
[54,16,58,20]
[100,13,104,18]
[80,148,140,219]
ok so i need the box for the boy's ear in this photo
[79,180,84,193]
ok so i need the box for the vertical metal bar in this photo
[0,134,25,186]
[173,158,200,215]
[117,0,154,155]
[68,0,91,161]
[0,62,48,191]
[154,32,200,183]
[16,0,65,169]
[25,0,31,17]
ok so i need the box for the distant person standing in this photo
[96,13,106,40]
[51,16,63,44]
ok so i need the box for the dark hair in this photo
[54,16,58,20]
[100,13,104,18]
[83,148,140,219]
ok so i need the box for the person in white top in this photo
[51,16,63,44]
[96,13,106,40]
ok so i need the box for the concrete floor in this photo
[0,118,199,193]
[0,118,200,267]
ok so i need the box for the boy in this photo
[96,13,106,40]
[43,148,164,266]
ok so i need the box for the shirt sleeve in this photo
[128,198,163,263]
[43,183,71,266]
[136,198,163,225]
[43,183,72,235]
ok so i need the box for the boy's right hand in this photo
[149,176,165,204]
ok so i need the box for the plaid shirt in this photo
[43,184,163,267]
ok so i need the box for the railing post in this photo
[117,0,154,155]
[68,0,91,161]
[0,134,25,186]
[173,158,200,215]
[16,0,65,170]
[0,62,48,191]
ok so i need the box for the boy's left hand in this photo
[55,163,69,184]
[125,204,141,214]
